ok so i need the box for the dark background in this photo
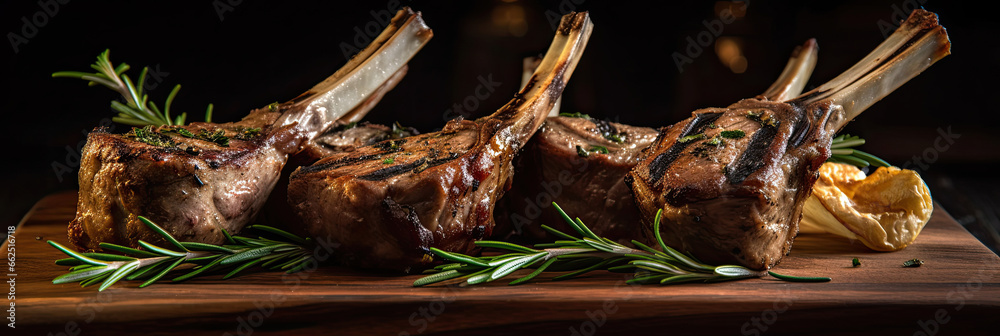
[2,1,998,252]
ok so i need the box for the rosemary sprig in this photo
[49,217,316,291]
[413,203,830,287]
[52,49,213,126]
[828,134,890,168]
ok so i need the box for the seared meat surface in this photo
[626,9,950,270]
[69,8,432,251]
[496,40,818,243]
[495,116,658,243]
[288,12,594,273]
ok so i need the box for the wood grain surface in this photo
[5,191,999,335]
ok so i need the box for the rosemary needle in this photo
[49,217,317,291]
[413,202,829,287]
[53,49,213,126]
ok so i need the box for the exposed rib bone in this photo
[796,10,950,125]
[761,39,818,102]
[275,9,433,143]
[521,57,563,117]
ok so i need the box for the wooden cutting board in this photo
[5,191,1000,335]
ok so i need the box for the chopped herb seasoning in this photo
[605,133,625,143]
[902,258,924,267]
[720,130,746,139]
[128,125,176,147]
[678,133,706,143]
[707,123,718,129]
[383,157,395,164]
[852,257,861,267]
[746,110,778,127]
[234,127,262,141]
[163,127,230,146]
[576,145,609,157]
[706,136,724,146]
[267,102,280,112]
[335,122,359,132]
[196,129,229,147]
[559,112,591,119]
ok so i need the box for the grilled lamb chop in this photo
[69,8,432,251]
[288,12,594,273]
[495,40,819,243]
[259,121,419,233]
[626,9,950,271]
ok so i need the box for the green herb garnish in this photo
[383,157,395,164]
[53,49,213,126]
[746,110,777,127]
[706,136,724,147]
[903,258,924,267]
[605,133,625,144]
[720,130,745,139]
[127,126,176,147]
[827,134,890,168]
[559,112,591,119]
[413,203,830,287]
[852,257,861,267]
[678,133,706,144]
[48,217,316,291]
[234,127,262,141]
[336,122,359,131]
[576,145,609,157]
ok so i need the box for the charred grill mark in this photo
[648,112,723,184]
[786,113,810,149]
[726,124,779,184]
[382,197,429,251]
[297,153,384,174]
[358,158,428,181]
[426,152,461,168]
